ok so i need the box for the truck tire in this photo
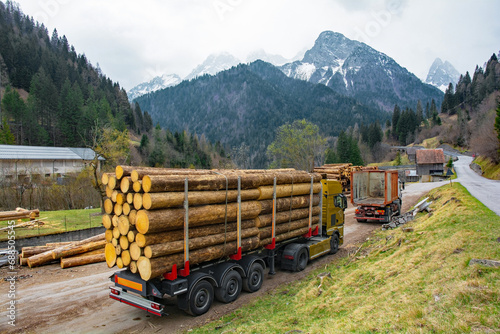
[187,280,214,316]
[329,233,339,254]
[296,247,308,271]
[215,270,242,303]
[242,262,264,293]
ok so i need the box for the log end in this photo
[135,210,149,234]
[129,242,142,261]
[115,166,124,180]
[133,193,143,210]
[142,175,151,193]
[105,243,117,268]
[142,193,152,210]
[104,199,114,215]
[137,256,151,281]
[102,215,112,229]
[131,170,139,183]
[135,233,146,248]
[120,177,130,194]
[144,246,152,259]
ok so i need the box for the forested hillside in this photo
[0,1,227,172]
[438,53,500,161]
[0,1,151,147]
[136,60,389,167]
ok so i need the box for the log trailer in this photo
[109,179,347,317]
[351,169,402,223]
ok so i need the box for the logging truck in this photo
[351,169,402,223]
[108,177,347,317]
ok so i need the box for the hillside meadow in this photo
[190,183,500,333]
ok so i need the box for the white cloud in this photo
[14,0,500,90]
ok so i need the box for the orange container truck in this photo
[350,170,402,223]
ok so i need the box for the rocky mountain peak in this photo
[425,58,461,92]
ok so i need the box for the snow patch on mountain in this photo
[184,52,240,81]
[127,73,181,101]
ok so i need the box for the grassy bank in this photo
[475,156,500,180]
[0,208,102,241]
[192,183,500,333]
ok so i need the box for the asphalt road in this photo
[453,155,500,216]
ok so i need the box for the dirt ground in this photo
[0,184,430,334]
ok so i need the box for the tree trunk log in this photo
[131,167,213,182]
[60,252,106,269]
[120,177,132,193]
[144,227,260,259]
[135,220,256,247]
[135,201,261,234]
[259,224,319,247]
[115,165,135,180]
[142,172,321,193]
[118,215,131,236]
[142,189,260,210]
[258,216,319,239]
[137,236,260,280]
[257,182,321,200]
[119,235,129,250]
[21,242,72,258]
[104,199,114,215]
[102,214,112,229]
[255,206,321,228]
[129,242,143,261]
[51,240,106,260]
[133,193,143,210]
[259,194,319,214]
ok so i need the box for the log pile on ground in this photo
[0,208,40,222]
[103,166,323,281]
[20,234,105,268]
[313,164,378,194]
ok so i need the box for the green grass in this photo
[0,208,102,241]
[474,156,500,180]
[190,184,500,333]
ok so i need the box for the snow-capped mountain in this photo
[280,31,443,111]
[425,58,461,92]
[127,73,181,101]
[246,49,290,66]
[184,52,240,81]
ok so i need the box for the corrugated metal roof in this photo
[416,149,445,164]
[0,145,104,160]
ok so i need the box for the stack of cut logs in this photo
[21,233,106,268]
[102,166,322,281]
[0,208,40,222]
[313,164,378,194]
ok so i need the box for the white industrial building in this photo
[0,145,104,181]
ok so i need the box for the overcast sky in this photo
[13,0,500,91]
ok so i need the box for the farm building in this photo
[0,145,104,181]
[416,148,445,181]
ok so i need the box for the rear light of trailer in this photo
[151,302,162,311]
[375,210,385,215]
[110,288,120,295]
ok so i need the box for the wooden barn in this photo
[416,149,445,182]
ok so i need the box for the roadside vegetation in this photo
[475,156,500,180]
[191,183,500,333]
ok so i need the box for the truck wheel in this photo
[187,280,214,316]
[242,262,264,293]
[215,270,242,303]
[296,248,308,271]
[329,234,339,254]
